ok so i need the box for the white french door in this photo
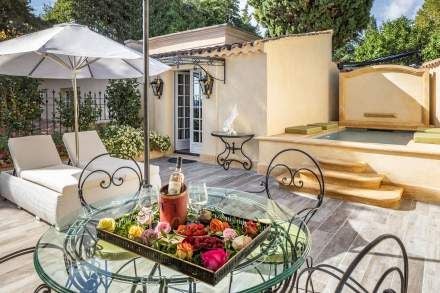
[174,71,191,150]
[190,70,203,154]
[174,70,204,154]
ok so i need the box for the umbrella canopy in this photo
[0,23,170,176]
[0,23,169,78]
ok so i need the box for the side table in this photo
[211,131,254,170]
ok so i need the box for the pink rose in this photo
[222,228,238,241]
[155,221,171,234]
[201,249,229,271]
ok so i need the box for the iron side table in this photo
[211,131,254,170]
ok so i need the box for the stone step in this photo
[300,169,385,189]
[318,157,369,173]
[277,174,403,209]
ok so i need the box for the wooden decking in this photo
[1,157,439,292]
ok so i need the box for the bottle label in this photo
[168,181,182,195]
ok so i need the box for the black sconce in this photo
[150,77,164,99]
[200,73,214,98]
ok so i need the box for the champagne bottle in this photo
[168,157,184,195]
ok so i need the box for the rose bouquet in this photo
[96,206,268,277]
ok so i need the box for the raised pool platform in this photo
[256,127,440,206]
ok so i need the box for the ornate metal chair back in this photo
[77,153,143,213]
[265,148,325,224]
[296,234,409,293]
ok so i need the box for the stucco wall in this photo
[340,65,430,130]
[205,53,267,162]
[429,67,440,126]
[264,32,333,135]
[150,54,267,163]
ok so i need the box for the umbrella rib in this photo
[122,59,143,75]
[29,54,47,77]
[45,53,73,70]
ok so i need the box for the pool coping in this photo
[256,128,440,159]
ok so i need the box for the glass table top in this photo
[34,188,310,293]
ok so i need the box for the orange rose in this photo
[176,242,193,260]
[210,219,225,232]
[222,221,230,229]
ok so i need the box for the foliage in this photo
[0,76,42,137]
[100,125,171,158]
[105,79,141,128]
[415,0,440,33]
[56,92,101,131]
[0,134,11,168]
[150,131,171,153]
[350,17,422,65]
[44,0,258,41]
[101,125,144,159]
[422,30,440,61]
[248,0,373,50]
[0,0,44,41]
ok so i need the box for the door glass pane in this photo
[178,129,184,139]
[185,129,190,139]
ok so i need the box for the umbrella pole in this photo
[72,71,80,166]
[143,0,150,187]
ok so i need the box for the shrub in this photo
[0,76,42,137]
[0,135,11,168]
[150,131,171,153]
[106,79,141,128]
[101,125,144,159]
[100,125,171,159]
[56,92,101,131]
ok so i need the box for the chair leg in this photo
[34,284,51,293]
[306,256,315,292]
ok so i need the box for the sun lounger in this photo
[62,131,161,189]
[0,135,139,230]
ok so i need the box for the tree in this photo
[0,77,42,137]
[415,0,440,33]
[0,0,43,41]
[105,79,141,128]
[422,30,440,61]
[44,0,258,41]
[351,17,421,64]
[415,0,440,61]
[248,0,373,50]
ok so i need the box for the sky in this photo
[31,0,424,26]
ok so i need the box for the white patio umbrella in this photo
[0,23,170,177]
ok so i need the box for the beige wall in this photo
[329,62,340,121]
[340,65,430,130]
[150,54,267,163]
[429,67,440,126]
[264,32,333,135]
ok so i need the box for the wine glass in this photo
[188,182,208,212]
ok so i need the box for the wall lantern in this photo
[150,77,164,99]
[200,73,214,98]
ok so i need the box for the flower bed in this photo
[96,206,271,285]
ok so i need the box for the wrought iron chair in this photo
[262,148,325,292]
[77,153,143,214]
[295,234,409,293]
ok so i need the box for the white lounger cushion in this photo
[62,130,107,166]
[8,135,62,176]
[63,131,161,188]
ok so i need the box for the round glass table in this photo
[34,188,311,292]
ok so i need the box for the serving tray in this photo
[96,211,271,286]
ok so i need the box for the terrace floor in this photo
[1,157,439,292]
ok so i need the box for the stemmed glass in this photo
[188,182,208,212]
